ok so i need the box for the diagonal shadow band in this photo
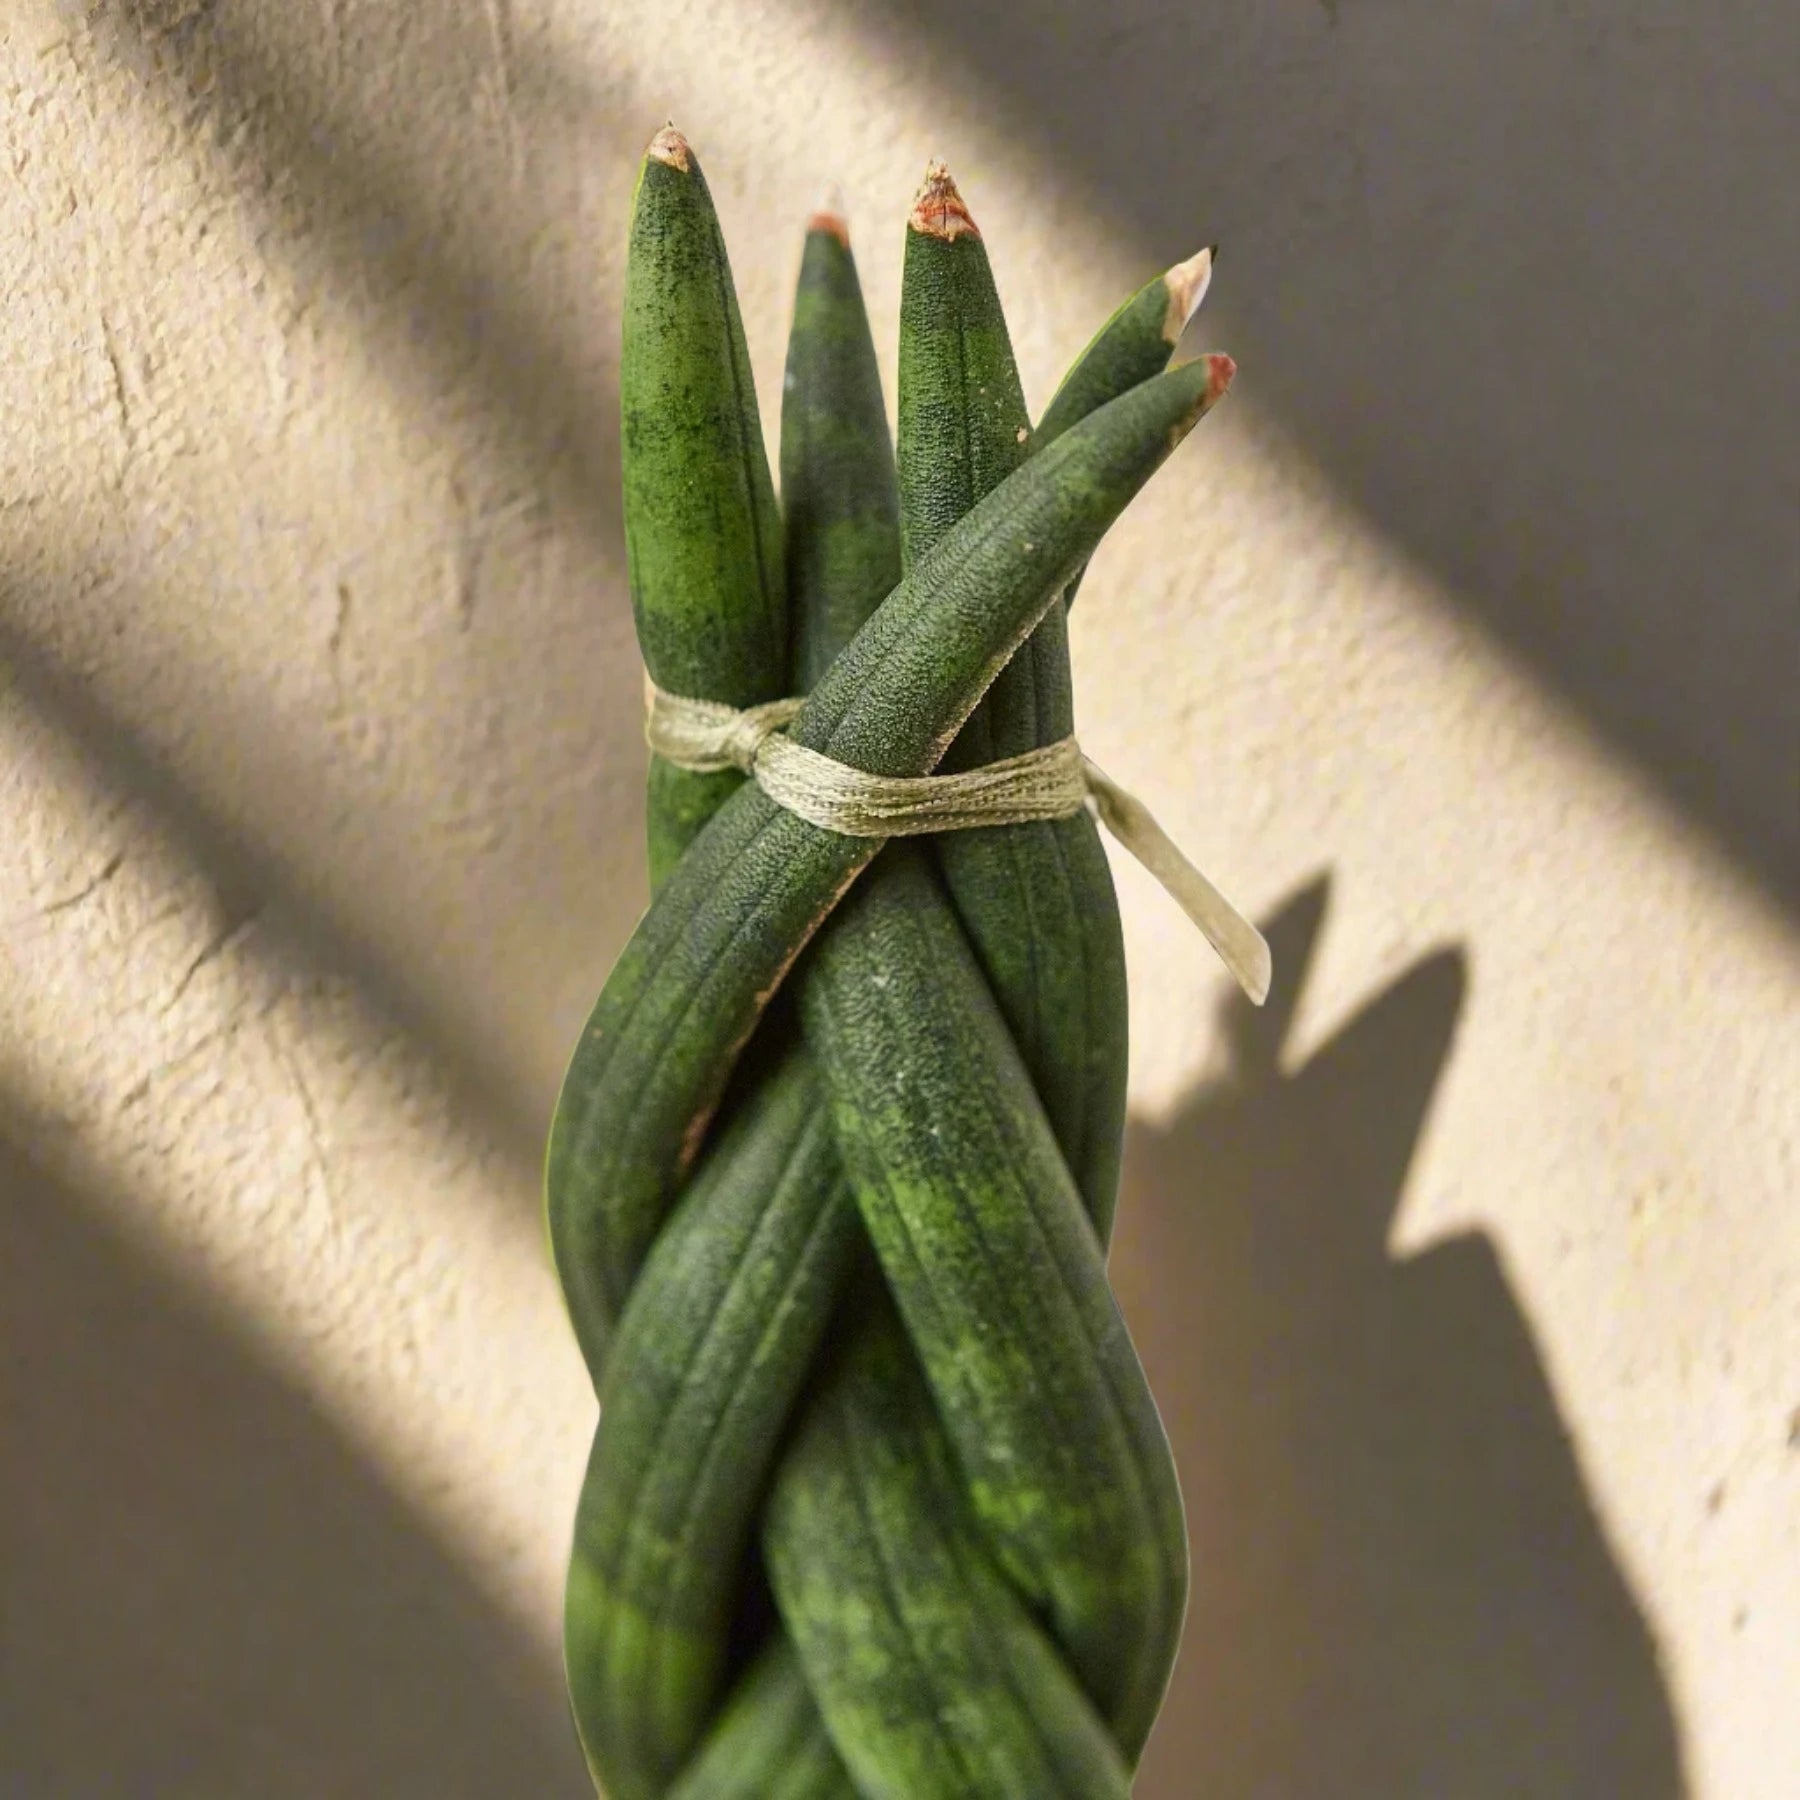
[0,609,543,1165]
[9,5,659,1159]
[0,1120,590,1798]
[833,0,1800,913]
[94,0,636,537]
[1112,876,1689,1798]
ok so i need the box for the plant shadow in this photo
[0,1128,590,1798]
[844,0,1800,910]
[1111,876,1687,1797]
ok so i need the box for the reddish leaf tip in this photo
[809,181,850,246]
[910,160,980,240]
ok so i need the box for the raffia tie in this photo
[645,675,1272,1006]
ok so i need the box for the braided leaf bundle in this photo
[550,127,1233,1798]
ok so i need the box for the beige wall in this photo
[3,3,1794,1795]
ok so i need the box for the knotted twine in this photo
[645,674,1273,1005]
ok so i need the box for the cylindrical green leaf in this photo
[799,842,1188,1759]
[898,167,1128,1237]
[564,1046,856,1798]
[547,356,1229,1379]
[765,1288,1133,1799]
[561,188,894,1796]
[622,126,786,886]
[1038,243,1217,615]
[1038,245,1215,451]
[572,197,907,1793]
[895,164,1030,572]
[770,191,1136,1789]
[782,194,903,688]
[667,1635,857,1800]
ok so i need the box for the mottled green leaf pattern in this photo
[548,130,1234,1796]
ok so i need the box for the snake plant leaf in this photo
[1043,243,1217,618]
[765,178,1137,1790]
[764,1288,1133,1799]
[783,186,904,691]
[561,189,903,1797]
[898,163,1132,1235]
[623,125,787,887]
[1039,243,1216,450]
[798,838,1189,1760]
[564,1047,857,1798]
[546,353,1233,1381]
[894,162,1031,573]
[666,1634,857,1800]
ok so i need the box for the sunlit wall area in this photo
[3,3,1794,1795]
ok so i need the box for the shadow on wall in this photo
[99,0,633,535]
[0,1130,590,1800]
[849,0,1800,910]
[20,6,651,1149]
[0,604,539,1167]
[1110,877,1688,1798]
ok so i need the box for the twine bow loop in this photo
[640,673,804,776]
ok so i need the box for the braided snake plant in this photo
[547,126,1235,1798]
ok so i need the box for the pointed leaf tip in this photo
[808,181,851,246]
[1165,353,1237,449]
[910,160,980,240]
[1161,244,1217,342]
[647,124,691,171]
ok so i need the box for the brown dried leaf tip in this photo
[647,123,691,171]
[1161,244,1217,343]
[910,160,980,240]
[808,181,851,247]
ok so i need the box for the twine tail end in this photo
[1083,757,1272,1006]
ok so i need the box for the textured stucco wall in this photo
[3,3,1795,1796]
